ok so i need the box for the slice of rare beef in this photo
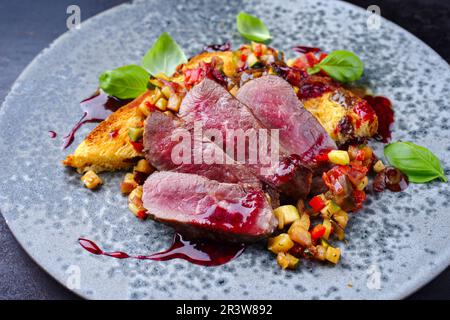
[142,171,277,242]
[143,111,261,188]
[236,75,337,166]
[179,78,312,198]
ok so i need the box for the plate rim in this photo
[1,0,449,300]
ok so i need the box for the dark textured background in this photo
[0,0,449,300]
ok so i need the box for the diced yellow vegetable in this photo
[155,97,168,111]
[333,210,349,229]
[325,246,341,264]
[357,176,369,191]
[134,159,154,174]
[314,245,326,261]
[120,172,138,194]
[128,186,144,216]
[320,200,341,218]
[274,205,300,229]
[331,220,345,241]
[149,79,163,88]
[320,238,330,249]
[322,218,332,240]
[328,150,350,165]
[276,252,300,270]
[167,94,181,112]
[150,87,162,103]
[297,213,311,230]
[268,233,294,254]
[81,170,103,190]
[373,160,385,173]
[138,101,152,117]
[161,86,172,99]
[246,53,259,68]
[128,127,144,142]
[286,58,296,67]
[288,223,312,247]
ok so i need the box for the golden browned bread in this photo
[303,88,378,145]
[63,91,153,173]
[63,52,232,174]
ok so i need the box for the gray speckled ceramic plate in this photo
[1,0,449,300]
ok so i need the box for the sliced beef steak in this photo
[179,78,312,198]
[143,111,261,188]
[236,75,337,166]
[142,171,277,242]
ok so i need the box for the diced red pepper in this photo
[309,195,326,212]
[318,52,328,62]
[310,224,326,241]
[347,163,368,187]
[184,68,203,86]
[305,52,319,67]
[292,56,308,70]
[136,210,149,220]
[145,101,157,112]
[240,53,247,62]
[130,141,144,153]
[353,190,366,210]
[314,150,329,163]
[355,149,366,161]
[253,44,263,57]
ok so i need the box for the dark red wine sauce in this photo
[62,90,130,149]
[364,95,394,143]
[48,131,57,138]
[78,233,245,267]
[373,166,409,192]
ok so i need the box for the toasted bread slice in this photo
[303,88,378,145]
[63,52,235,173]
[63,91,153,173]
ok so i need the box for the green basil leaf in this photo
[99,65,149,99]
[384,141,447,183]
[308,50,364,83]
[236,12,271,43]
[141,32,187,77]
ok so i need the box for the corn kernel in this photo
[276,252,300,270]
[134,159,154,174]
[274,205,300,229]
[373,160,385,173]
[328,150,350,165]
[325,246,341,264]
[155,97,168,111]
[81,170,102,190]
[268,233,294,254]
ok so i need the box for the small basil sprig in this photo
[99,33,186,99]
[384,141,447,183]
[236,12,271,43]
[141,32,187,77]
[99,65,149,99]
[307,50,364,83]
